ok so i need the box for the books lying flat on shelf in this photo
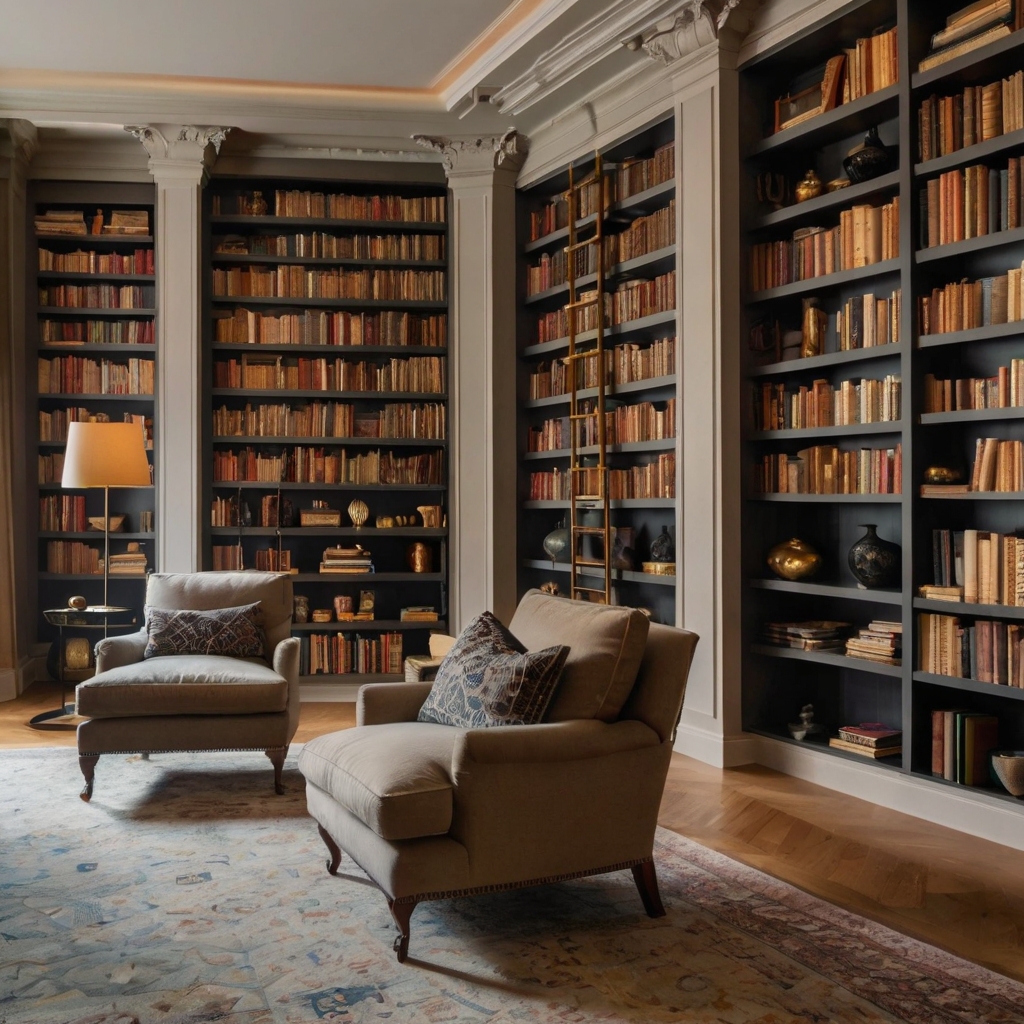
[919,584,965,601]
[35,210,87,236]
[107,550,147,576]
[918,0,1019,73]
[845,620,902,664]
[320,545,373,574]
[761,621,850,650]
[828,737,902,758]
[400,606,439,622]
[104,210,150,235]
[931,709,999,784]
[837,723,903,748]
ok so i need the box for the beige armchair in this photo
[75,571,300,801]
[299,590,698,962]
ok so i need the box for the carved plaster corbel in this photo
[125,124,232,161]
[412,128,527,175]
[625,0,757,64]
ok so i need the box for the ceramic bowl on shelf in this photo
[991,751,1024,797]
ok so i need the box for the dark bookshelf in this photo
[739,0,1024,807]
[203,173,449,686]
[28,181,158,652]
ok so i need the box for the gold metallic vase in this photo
[766,538,822,581]
[794,169,823,203]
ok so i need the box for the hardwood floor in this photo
[4,679,1024,982]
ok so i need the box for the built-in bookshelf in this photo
[515,120,679,624]
[203,176,449,687]
[29,182,158,649]
[740,0,1024,805]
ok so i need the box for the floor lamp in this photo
[61,421,152,612]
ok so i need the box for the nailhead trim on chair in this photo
[76,745,289,756]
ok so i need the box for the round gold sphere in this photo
[924,465,962,484]
[766,538,822,581]
[67,595,88,611]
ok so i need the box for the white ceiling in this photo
[0,0,516,89]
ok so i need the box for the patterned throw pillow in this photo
[417,611,569,728]
[144,603,266,660]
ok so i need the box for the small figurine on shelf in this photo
[788,704,823,742]
[249,191,268,216]
[333,595,353,619]
[793,169,823,203]
[407,542,432,573]
[800,298,826,358]
[417,505,443,528]
[539,581,560,596]
[359,590,375,615]
[293,595,310,623]
[348,499,369,528]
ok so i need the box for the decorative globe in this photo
[766,538,821,581]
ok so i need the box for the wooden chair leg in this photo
[79,754,99,802]
[265,747,286,794]
[388,898,417,963]
[317,824,342,875]
[141,752,150,760]
[632,860,665,918]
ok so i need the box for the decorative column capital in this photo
[412,128,527,178]
[624,0,753,64]
[125,124,232,183]
[0,118,38,170]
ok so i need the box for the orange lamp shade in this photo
[61,421,151,488]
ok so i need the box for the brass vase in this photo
[406,542,432,573]
[794,169,823,203]
[766,538,822,581]
[800,298,826,359]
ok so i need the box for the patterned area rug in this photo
[1,748,1022,1024]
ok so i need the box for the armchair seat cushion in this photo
[75,654,289,718]
[299,723,458,841]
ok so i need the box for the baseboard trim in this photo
[753,734,1024,852]
[0,667,17,702]
[674,721,758,768]
[300,683,360,702]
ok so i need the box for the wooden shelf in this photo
[912,28,1024,91]
[209,526,447,538]
[919,490,1024,500]
[750,578,902,604]
[211,436,446,447]
[523,246,675,307]
[522,438,677,461]
[915,225,1024,264]
[291,572,444,582]
[523,375,676,409]
[210,343,445,356]
[521,309,676,358]
[211,215,446,231]
[291,620,445,632]
[746,258,901,303]
[920,407,1024,425]
[36,392,154,402]
[520,559,675,586]
[211,481,444,491]
[748,492,902,502]
[522,498,675,509]
[37,532,154,540]
[210,389,445,401]
[39,483,153,490]
[748,728,904,770]
[37,272,154,283]
[210,295,446,310]
[211,254,446,268]
[751,642,902,677]
[916,319,1024,349]
[39,573,147,581]
[915,127,1024,177]
[750,420,902,440]
[37,343,155,354]
[300,672,406,684]
[37,307,156,317]
[36,234,153,246]
[750,171,900,232]
[913,671,1024,701]
[748,344,901,378]
[914,597,1024,620]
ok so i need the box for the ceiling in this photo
[0,0,518,90]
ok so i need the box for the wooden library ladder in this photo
[565,154,611,604]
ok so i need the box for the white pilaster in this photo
[126,124,231,573]
[413,130,526,629]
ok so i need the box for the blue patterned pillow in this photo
[417,612,569,728]
[144,603,266,660]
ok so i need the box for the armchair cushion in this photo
[416,612,568,729]
[299,723,458,841]
[75,654,288,718]
[509,590,650,722]
[143,603,266,660]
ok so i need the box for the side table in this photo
[31,606,138,727]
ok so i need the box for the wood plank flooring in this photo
[3,680,1023,982]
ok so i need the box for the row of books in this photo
[40,318,154,346]
[211,267,446,302]
[931,710,999,786]
[918,262,1024,333]
[835,290,902,351]
[526,143,674,240]
[918,0,1021,73]
[753,376,901,431]
[841,25,899,101]
[213,355,445,394]
[918,71,1024,161]
[38,285,154,310]
[35,209,149,236]
[923,363,1024,411]
[755,444,902,495]
[214,309,446,348]
[526,398,677,452]
[211,401,446,440]
[214,231,445,261]
[38,410,152,445]
[535,272,676,344]
[749,199,900,292]
[39,452,154,486]
[301,632,404,676]
[211,447,444,486]
[528,337,676,400]
[45,540,148,576]
[38,356,154,396]
[38,494,87,532]
[528,454,676,501]
[924,528,1024,605]
[213,191,446,224]
[921,437,1024,493]
[919,158,1024,249]
[525,203,675,296]
[38,248,154,276]
[921,612,1024,686]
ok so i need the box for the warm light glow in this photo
[61,421,151,488]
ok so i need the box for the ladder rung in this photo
[569,412,596,420]
[573,586,608,595]
[571,526,606,534]
[565,350,599,361]
[566,238,600,252]
[566,297,599,310]
[570,464,605,472]
[574,558,606,568]
[574,494,603,500]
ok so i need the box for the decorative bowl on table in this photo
[991,751,1024,797]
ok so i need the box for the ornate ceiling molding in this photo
[627,0,758,63]
[412,128,527,176]
[125,124,231,161]
[0,118,39,166]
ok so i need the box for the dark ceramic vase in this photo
[848,524,900,588]
[843,127,892,184]
[650,525,675,562]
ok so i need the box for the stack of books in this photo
[845,620,902,664]
[931,709,999,784]
[35,210,87,236]
[918,0,1021,73]
[107,548,147,576]
[104,210,150,235]
[761,621,849,650]
[400,606,439,622]
[319,545,373,574]
[829,723,902,759]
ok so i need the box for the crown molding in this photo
[412,128,527,176]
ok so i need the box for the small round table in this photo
[31,606,137,727]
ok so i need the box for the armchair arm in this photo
[357,681,433,726]
[272,637,302,739]
[94,629,148,673]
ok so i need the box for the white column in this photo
[0,120,36,698]
[126,125,231,573]
[414,131,526,629]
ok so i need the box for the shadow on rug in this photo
[1,747,1022,1024]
